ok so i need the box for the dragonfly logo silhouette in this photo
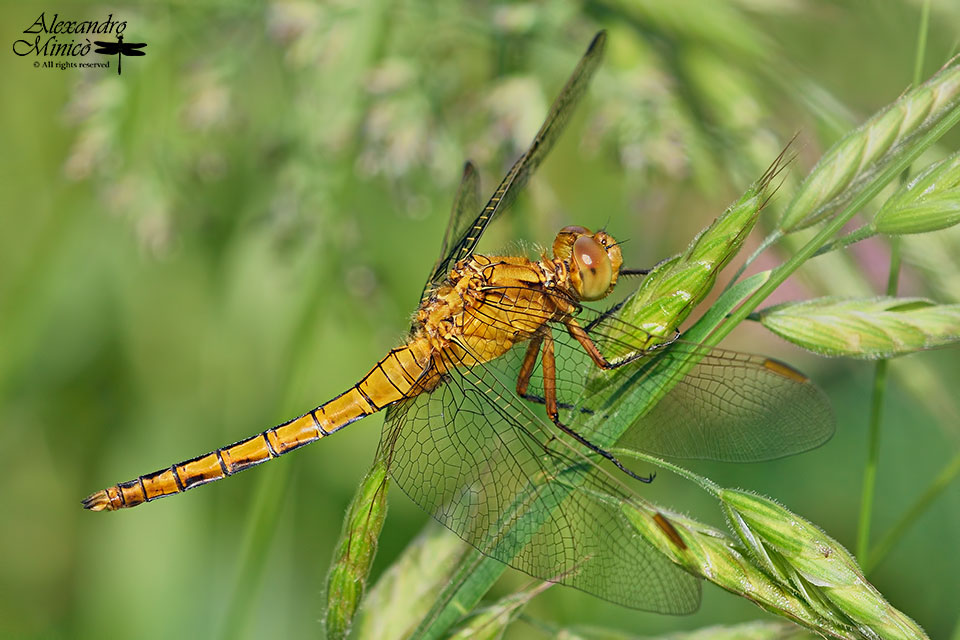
[93,35,146,75]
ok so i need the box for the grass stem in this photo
[724,229,782,292]
[857,0,929,571]
[866,450,960,573]
[812,224,876,257]
[856,358,888,567]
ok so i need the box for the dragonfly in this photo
[83,31,834,613]
[93,35,147,76]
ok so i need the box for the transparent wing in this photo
[424,31,607,293]
[475,287,836,462]
[611,350,835,461]
[383,345,700,612]
[419,161,481,305]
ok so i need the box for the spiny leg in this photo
[516,332,593,415]
[564,315,634,369]
[582,299,627,333]
[617,254,674,279]
[515,333,543,399]
[539,330,653,484]
[617,267,651,277]
[564,315,678,370]
[540,330,560,419]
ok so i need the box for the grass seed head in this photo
[719,489,928,640]
[325,459,389,640]
[781,63,960,232]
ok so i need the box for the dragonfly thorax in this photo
[415,265,482,348]
[551,226,622,301]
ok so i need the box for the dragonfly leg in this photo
[618,255,673,278]
[583,299,626,333]
[515,333,543,398]
[517,332,593,414]
[566,315,681,370]
[520,393,595,414]
[645,329,681,353]
[540,331,560,419]
[540,330,654,484]
[564,317,643,369]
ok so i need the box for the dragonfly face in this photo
[552,225,623,301]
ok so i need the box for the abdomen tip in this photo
[82,490,114,512]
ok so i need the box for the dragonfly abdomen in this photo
[83,344,432,511]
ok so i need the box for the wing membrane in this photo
[383,344,699,612]
[472,287,835,461]
[423,31,607,295]
[612,351,835,461]
[419,161,481,304]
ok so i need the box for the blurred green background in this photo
[3,1,959,638]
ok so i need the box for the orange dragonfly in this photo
[84,32,833,613]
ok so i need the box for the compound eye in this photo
[572,235,612,301]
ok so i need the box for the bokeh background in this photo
[3,1,959,638]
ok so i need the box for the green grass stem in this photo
[866,450,960,574]
[857,0,929,570]
[856,358,888,566]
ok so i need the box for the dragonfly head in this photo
[553,226,622,301]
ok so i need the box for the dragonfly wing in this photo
[608,349,834,461]
[382,343,700,612]
[473,287,835,462]
[570,308,835,461]
[124,50,147,57]
[418,161,481,305]
[424,31,606,293]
